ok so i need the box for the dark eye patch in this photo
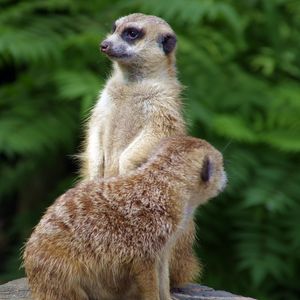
[121,27,144,43]
[201,156,212,183]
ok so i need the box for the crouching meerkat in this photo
[81,13,199,287]
[24,137,227,300]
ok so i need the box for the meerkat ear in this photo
[201,156,212,182]
[158,34,177,55]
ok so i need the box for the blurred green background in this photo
[0,0,300,299]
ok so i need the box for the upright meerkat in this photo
[82,13,185,179]
[24,137,227,300]
[81,13,199,287]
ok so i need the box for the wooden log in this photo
[0,279,30,300]
[0,278,256,300]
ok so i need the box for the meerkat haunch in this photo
[81,13,200,287]
[24,137,226,300]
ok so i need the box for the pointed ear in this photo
[158,34,177,55]
[201,156,212,182]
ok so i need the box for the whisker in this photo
[222,139,233,153]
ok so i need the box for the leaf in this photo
[212,115,257,142]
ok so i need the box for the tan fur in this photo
[81,13,202,287]
[24,137,226,300]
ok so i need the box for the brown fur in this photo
[80,13,203,288]
[24,137,226,300]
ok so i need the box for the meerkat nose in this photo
[100,40,112,53]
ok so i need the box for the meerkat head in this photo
[149,136,227,207]
[100,13,177,77]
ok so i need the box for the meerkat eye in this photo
[121,27,144,42]
[201,156,212,183]
[127,28,139,39]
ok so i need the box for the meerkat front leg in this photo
[119,129,159,174]
[169,218,200,288]
[84,121,104,179]
[133,260,160,300]
[158,250,173,300]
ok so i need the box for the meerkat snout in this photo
[220,169,228,191]
[100,13,177,64]
[100,40,112,53]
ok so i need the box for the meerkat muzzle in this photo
[100,40,112,53]
[100,40,130,59]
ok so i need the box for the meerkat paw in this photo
[119,157,141,174]
[119,161,134,174]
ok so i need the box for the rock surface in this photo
[0,278,256,300]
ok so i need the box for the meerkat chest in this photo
[100,86,154,144]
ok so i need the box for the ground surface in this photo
[0,278,256,300]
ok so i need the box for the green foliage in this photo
[0,1,299,299]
